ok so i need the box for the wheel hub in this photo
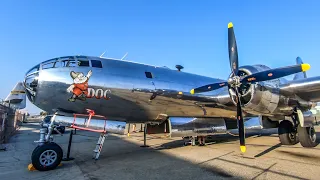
[309,127,316,142]
[39,150,57,166]
[289,131,296,141]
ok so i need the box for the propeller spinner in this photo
[190,22,311,153]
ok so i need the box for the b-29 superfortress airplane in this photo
[6,22,320,171]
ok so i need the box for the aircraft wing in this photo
[280,76,320,102]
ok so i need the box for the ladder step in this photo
[92,133,107,160]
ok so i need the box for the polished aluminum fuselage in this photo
[26,56,236,123]
[24,56,320,123]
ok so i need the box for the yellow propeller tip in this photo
[228,22,233,28]
[240,145,246,153]
[190,89,195,95]
[301,63,311,72]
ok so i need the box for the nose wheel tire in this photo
[31,142,63,171]
[278,120,299,145]
[297,125,319,148]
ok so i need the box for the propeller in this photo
[190,22,311,153]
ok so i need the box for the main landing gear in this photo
[30,111,108,171]
[297,125,318,147]
[278,120,299,145]
[278,109,318,148]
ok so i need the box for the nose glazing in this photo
[24,64,40,102]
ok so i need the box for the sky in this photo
[1,0,320,115]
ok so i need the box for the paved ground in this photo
[1,123,320,180]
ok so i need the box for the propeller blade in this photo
[190,81,228,94]
[241,63,310,84]
[235,88,246,153]
[228,22,239,76]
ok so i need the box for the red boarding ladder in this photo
[70,109,107,160]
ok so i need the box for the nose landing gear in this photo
[30,111,109,171]
[31,142,63,171]
[30,114,64,171]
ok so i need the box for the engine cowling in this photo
[228,65,281,115]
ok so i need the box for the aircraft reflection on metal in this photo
[9,22,320,171]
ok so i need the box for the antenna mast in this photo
[121,52,128,60]
[100,50,107,58]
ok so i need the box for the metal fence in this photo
[0,103,25,144]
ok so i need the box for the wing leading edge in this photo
[280,76,320,102]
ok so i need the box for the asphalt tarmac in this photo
[1,123,320,180]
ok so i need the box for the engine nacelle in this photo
[229,65,281,115]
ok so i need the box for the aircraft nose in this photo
[24,64,40,102]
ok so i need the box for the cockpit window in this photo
[26,65,39,75]
[60,56,77,67]
[76,55,87,59]
[61,60,68,67]
[40,56,102,69]
[42,58,59,69]
[78,60,89,67]
[76,56,90,67]
[91,60,102,68]
[67,60,77,67]
[42,62,54,69]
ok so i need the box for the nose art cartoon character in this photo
[67,70,92,102]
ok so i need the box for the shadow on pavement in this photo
[0,123,317,180]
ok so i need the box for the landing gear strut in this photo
[279,108,319,148]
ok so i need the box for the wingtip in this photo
[190,89,195,95]
[228,22,233,28]
[240,145,246,153]
[301,63,311,72]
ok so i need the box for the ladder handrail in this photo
[71,110,108,133]
[70,125,106,133]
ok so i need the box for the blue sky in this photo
[1,1,320,114]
